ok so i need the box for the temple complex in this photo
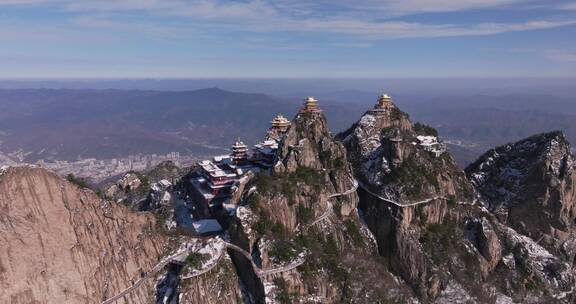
[188,113,291,215]
[299,96,322,113]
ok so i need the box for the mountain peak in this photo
[466,130,573,189]
[466,131,576,244]
[274,97,337,173]
[338,93,472,202]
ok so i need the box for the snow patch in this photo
[236,206,257,237]
[435,280,476,303]
[192,219,223,235]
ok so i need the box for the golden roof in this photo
[271,114,290,125]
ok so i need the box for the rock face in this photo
[0,166,167,303]
[274,110,359,216]
[104,161,182,212]
[465,216,503,277]
[338,96,576,303]
[224,107,415,303]
[338,96,478,302]
[5,97,576,304]
[178,257,240,304]
[338,99,473,203]
[466,131,576,246]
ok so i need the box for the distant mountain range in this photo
[399,94,576,165]
[0,88,574,167]
[0,88,364,162]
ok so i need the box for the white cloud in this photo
[0,0,574,41]
[559,2,576,10]
[381,0,532,12]
[321,0,534,15]
[544,49,576,62]
[0,0,47,4]
[0,0,544,15]
[270,19,576,39]
[64,0,181,12]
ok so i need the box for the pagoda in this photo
[370,93,394,114]
[299,96,322,113]
[270,114,291,132]
[231,139,248,165]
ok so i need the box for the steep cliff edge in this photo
[336,94,576,303]
[338,95,473,203]
[466,131,576,249]
[0,166,167,303]
[226,104,415,303]
[8,95,576,304]
[338,95,478,302]
[273,110,358,217]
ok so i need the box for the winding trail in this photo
[258,256,306,276]
[101,246,191,304]
[101,178,359,303]
[357,180,445,207]
[308,178,359,227]
[239,178,359,279]
[308,201,333,227]
[224,241,306,278]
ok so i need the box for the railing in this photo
[357,180,445,207]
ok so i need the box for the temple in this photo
[266,114,291,141]
[188,113,291,216]
[370,93,395,114]
[270,114,291,132]
[299,96,322,113]
[252,139,278,168]
[416,135,447,158]
[231,139,248,165]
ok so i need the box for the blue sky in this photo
[0,0,575,78]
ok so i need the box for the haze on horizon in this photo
[1,0,576,79]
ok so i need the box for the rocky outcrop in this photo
[223,104,419,303]
[192,103,576,304]
[340,95,477,302]
[465,216,503,278]
[466,131,576,248]
[8,95,576,304]
[0,166,167,303]
[104,161,182,212]
[178,256,241,304]
[338,97,474,204]
[274,111,359,217]
[477,217,502,274]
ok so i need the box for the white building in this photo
[416,135,446,158]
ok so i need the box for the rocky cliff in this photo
[0,166,167,303]
[223,97,576,303]
[337,96,479,302]
[225,108,416,303]
[338,98,473,203]
[339,96,576,303]
[466,131,576,249]
[6,95,576,304]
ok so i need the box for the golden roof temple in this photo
[299,96,322,113]
[370,93,394,114]
[270,114,291,132]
